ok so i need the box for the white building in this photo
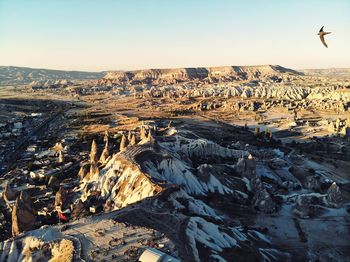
[139,248,180,262]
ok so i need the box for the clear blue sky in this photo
[0,0,349,71]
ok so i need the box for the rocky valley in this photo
[0,65,349,262]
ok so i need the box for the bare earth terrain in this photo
[0,65,349,262]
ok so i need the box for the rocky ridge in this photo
[1,119,348,261]
[101,65,303,85]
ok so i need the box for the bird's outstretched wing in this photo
[320,34,328,48]
[319,26,324,32]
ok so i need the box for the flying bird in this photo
[318,26,331,48]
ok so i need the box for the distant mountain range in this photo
[1,65,348,86]
[0,66,104,85]
[301,68,350,78]
[1,65,302,86]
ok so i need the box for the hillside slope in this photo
[301,68,350,78]
[0,66,104,85]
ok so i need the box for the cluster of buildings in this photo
[0,113,42,139]
[0,133,82,239]
[0,113,43,172]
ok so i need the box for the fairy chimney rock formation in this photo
[147,129,154,142]
[90,140,98,163]
[58,150,64,163]
[119,134,128,152]
[85,161,99,181]
[130,134,137,145]
[235,154,256,179]
[99,133,110,164]
[12,191,37,236]
[103,130,109,143]
[140,127,147,140]
[78,163,90,180]
[246,154,256,178]
[55,186,68,211]
[251,177,276,213]
[326,182,342,207]
[99,146,110,164]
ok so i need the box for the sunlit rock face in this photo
[74,125,293,261]
[89,139,98,163]
[0,235,75,262]
[99,134,111,164]
[101,65,302,85]
[79,127,251,210]
[78,163,90,180]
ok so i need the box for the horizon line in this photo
[1,64,350,73]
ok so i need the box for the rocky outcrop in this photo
[55,187,68,211]
[251,177,276,213]
[161,130,248,161]
[101,65,302,85]
[130,134,137,145]
[30,79,74,89]
[119,80,349,106]
[86,162,99,181]
[99,146,110,164]
[326,182,342,207]
[99,131,110,164]
[0,236,75,261]
[293,183,343,218]
[90,140,98,163]
[186,216,289,262]
[12,191,37,236]
[78,163,90,180]
[58,151,64,163]
[0,193,11,222]
[3,184,18,203]
[119,134,128,152]
[79,127,250,210]
[47,176,60,191]
[235,154,256,179]
[293,193,325,218]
